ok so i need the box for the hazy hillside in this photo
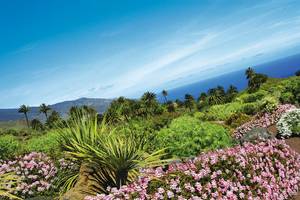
[0,97,113,121]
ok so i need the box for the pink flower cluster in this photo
[0,152,57,197]
[85,139,300,200]
[58,158,78,171]
[234,104,296,139]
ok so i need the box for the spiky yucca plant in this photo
[0,172,22,200]
[56,110,171,194]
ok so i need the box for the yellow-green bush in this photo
[155,116,233,158]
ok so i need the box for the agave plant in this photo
[55,110,171,194]
[0,172,22,200]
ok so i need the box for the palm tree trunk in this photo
[164,96,167,103]
[44,112,48,120]
[25,113,30,128]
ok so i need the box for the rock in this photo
[239,127,274,144]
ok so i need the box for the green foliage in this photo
[18,105,30,128]
[39,103,51,119]
[207,86,226,105]
[0,172,22,200]
[280,77,300,105]
[155,116,233,158]
[259,96,279,113]
[184,94,196,111]
[247,73,268,93]
[24,131,61,157]
[31,119,44,131]
[0,135,21,160]
[280,92,295,104]
[225,112,251,128]
[242,103,260,115]
[46,110,62,128]
[55,111,170,194]
[225,85,238,103]
[202,102,244,121]
[241,91,266,103]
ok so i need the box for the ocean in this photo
[166,53,300,101]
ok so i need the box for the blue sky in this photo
[1,0,300,108]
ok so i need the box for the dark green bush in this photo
[243,92,265,103]
[242,103,259,115]
[155,116,233,158]
[280,92,295,104]
[225,112,251,128]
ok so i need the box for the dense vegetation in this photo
[0,68,300,200]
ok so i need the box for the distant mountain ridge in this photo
[0,97,113,121]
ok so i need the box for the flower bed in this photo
[277,109,300,138]
[234,104,296,139]
[85,139,300,200]
[0,152,57,198]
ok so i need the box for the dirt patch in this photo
[267,125,278,137]
[286,137,300,154]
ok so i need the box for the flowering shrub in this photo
[277,109,300,138]
[234,104,296,139]
[0,152,57,198]
[85,139,300,200]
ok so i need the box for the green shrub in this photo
[24,131,61,157]
[242,91,266,103]
[242,103,260,115]
[193,112,205,120]
[155,116,233,158]
[202,102,244,121]
[259,96,279,113]
[0,135,21,160]
[280,92,295,104]
[225,112,251,128]
[277,109,300,138]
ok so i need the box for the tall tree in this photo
[198,92,207,102]
[31,118,44,131]
[141,92,158,115]
[46,110,62,128]
[18,105,30,128]
[184,94,195,112]
[226,85,238,102]
[245,67,255,80]
[162,90,168,103]
[39,103,51,120]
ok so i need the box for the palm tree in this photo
[245,67,255,80]
[141,92,157,105]
[227,85,238,95]
[31,118,44,131]
[141,92,157,114]
[198,92,207,102]
[226,85,238,102]
[184,94,195,112]
[162,90,168,103]
[39,103,51,120]
[18,105,30,128]
[207,88,222,105]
